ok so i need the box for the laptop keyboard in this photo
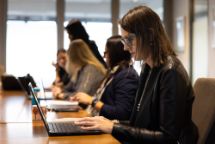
[48,122,84,133]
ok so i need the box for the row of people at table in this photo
[52,34,139,120]
[51,5,198,144]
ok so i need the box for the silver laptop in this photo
[40,81,80,112]
[28,83,101,136]
[45,100,80,112]
[37,80,54,100]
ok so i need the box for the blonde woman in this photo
[52,39,106,102]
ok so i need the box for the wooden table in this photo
[0,90,120,144]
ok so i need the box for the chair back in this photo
[192,78,215,144]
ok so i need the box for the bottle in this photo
[32,86,41,121]
[31,87,40,105]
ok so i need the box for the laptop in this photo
[18,74,37,97]
[39,80,54,100]
[18,75,53,100]
[28,83,101,136]
[39,81,80,112]
[45,100,80,112]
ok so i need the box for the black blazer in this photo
[100,66,139,120]
[111,56,198,144]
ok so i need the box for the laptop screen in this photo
[28,83,50,131]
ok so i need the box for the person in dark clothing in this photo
[74,6,198,144]
[53,49,70,87]
[72,35,139,120]
[65,19,107,68]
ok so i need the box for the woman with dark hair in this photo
[72,35,139,120]
[74,6,198,144]
[105,36,131,68]
[65,19,106,67]
[52,49,70,87]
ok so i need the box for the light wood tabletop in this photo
[0,90,120,144]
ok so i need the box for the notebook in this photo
[28,83,101,136]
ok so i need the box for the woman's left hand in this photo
[74,116,114,133]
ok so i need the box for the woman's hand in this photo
[52,86,63,99]
[71,92,93,105]
[74,116,114,133]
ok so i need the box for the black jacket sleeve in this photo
[112,123,176,144]
[100,69,139,120]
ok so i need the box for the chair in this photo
[192,78,215,144]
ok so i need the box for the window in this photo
[7,0,56,86]
[7,21,57,86]
[120,0,163,20]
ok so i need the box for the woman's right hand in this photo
[52,86,63,99]
[70,92,93,105]
[74,116,114,134]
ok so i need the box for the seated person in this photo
[52,39,106,101]
[52,49,70,87]
[74,6,198,144]
[71,35,139,120]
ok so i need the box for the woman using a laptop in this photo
[52,39,106,106]
[71,35,139,120]
[74,6,198,144]
[52,49,70,87]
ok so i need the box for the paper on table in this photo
[46,100,78,106]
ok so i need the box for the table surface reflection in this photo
[0,90,120,144]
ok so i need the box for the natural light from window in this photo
[7,21,57,87]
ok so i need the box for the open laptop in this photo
[45,100,80,112]
[39,80,54,100]
[18,74,37,98]
[28,83,101,136]
[18,75,53,100]
[39,81,80,112]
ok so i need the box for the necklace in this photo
[136,69,152,111]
